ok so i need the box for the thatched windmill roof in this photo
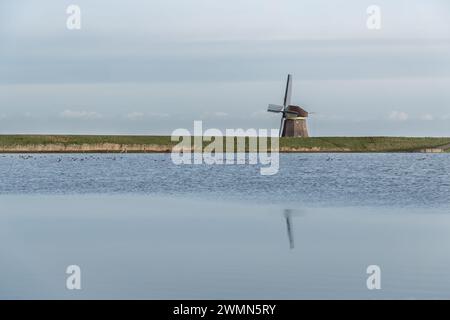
[287,105,308,118]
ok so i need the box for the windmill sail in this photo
[268,104,284,112]
[279,116,285,137]
[279,74,293,136]
[283,74,292,108]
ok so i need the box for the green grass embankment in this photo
[0,135,450,153]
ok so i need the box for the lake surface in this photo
[0,153,449,299]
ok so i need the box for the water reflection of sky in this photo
[1,195,450,299]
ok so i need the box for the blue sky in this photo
[1,0,450,136]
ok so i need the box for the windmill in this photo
[267,74,309,137]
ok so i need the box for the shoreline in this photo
[0,135,450,153]
[0,145,449,154]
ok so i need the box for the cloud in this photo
[125,112,145,120]
[0,114,6,120]
[60,110,103,120]
[388,111,409,122]
[213,112,228,117]
[420,114,434,121]
[125,112,169,120]
[200,111,229,119]
[147,112,169,118]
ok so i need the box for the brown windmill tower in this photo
[267,74,309,137]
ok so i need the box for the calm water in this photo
[0,153,450,299]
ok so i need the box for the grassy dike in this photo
[0,135,450,153]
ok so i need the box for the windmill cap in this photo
[287,105,308,117]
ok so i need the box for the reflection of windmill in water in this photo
[268,74,311,137]
[284,209,295,250]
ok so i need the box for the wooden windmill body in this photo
[268,75,309,137]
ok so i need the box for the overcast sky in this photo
[1,0,449,136]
